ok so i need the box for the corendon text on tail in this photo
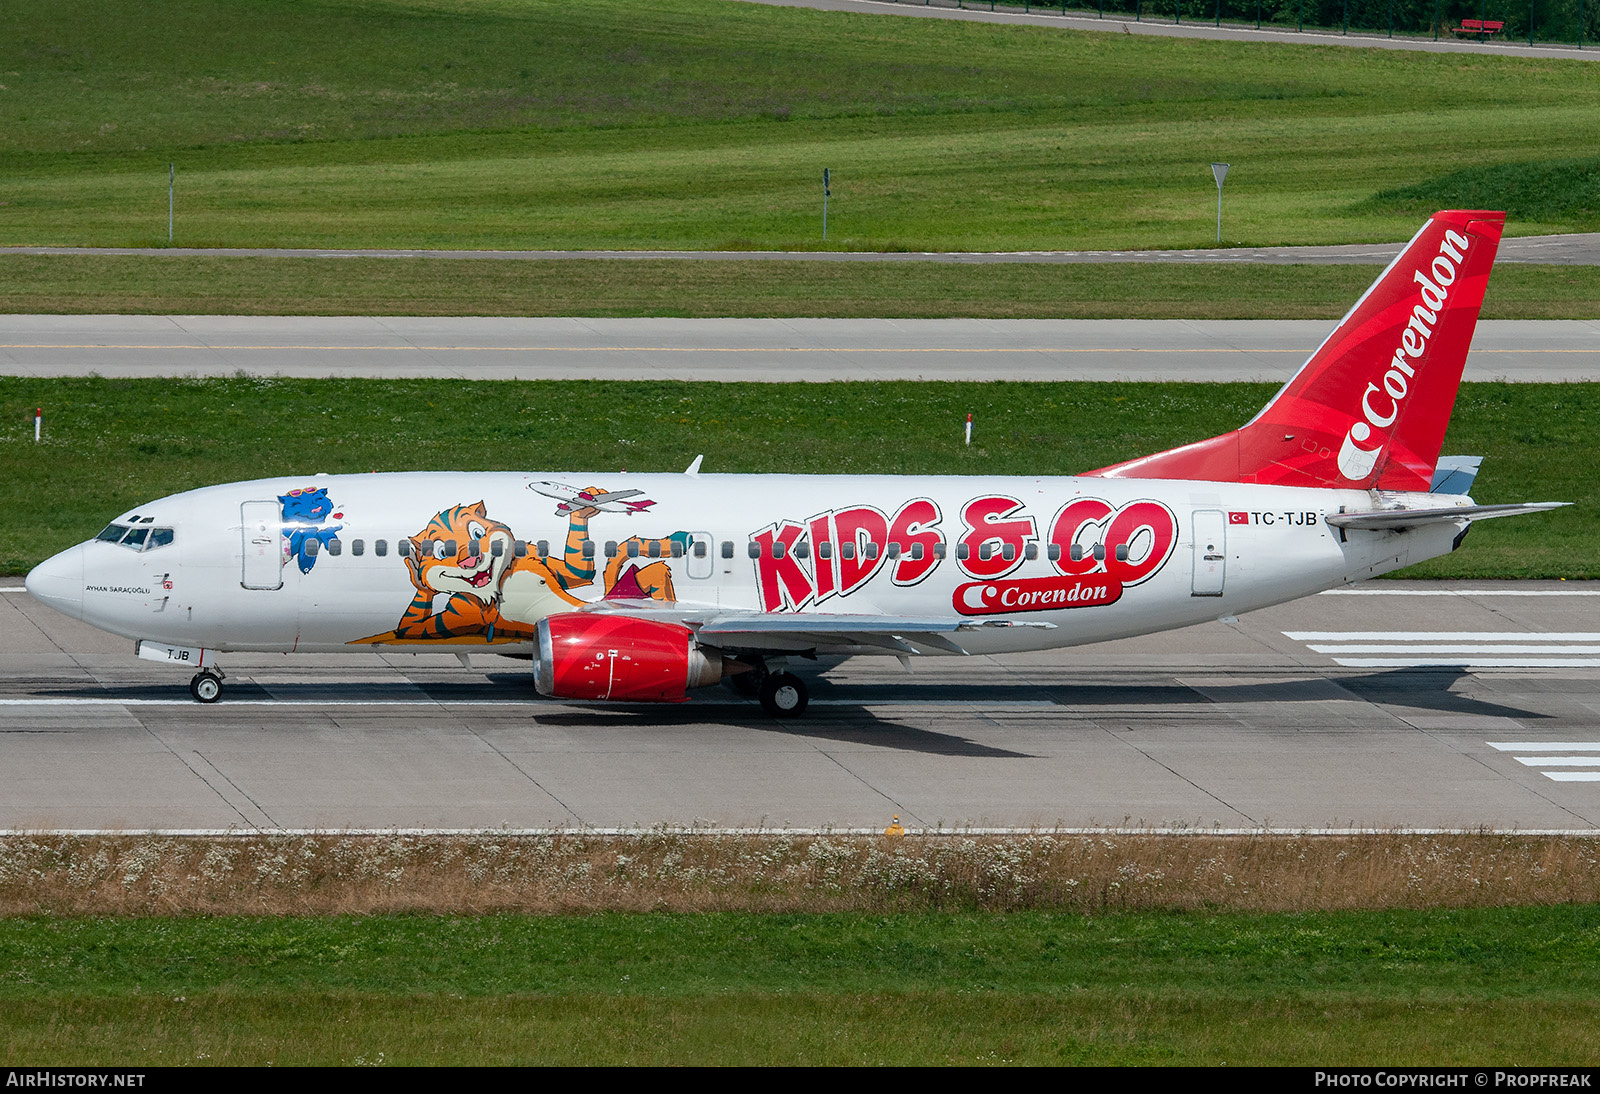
[24,211,1568,717]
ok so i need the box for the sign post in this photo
[822,168,831,242]
[168,163,175,245]
[1210,162,1230,244]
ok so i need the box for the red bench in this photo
[1452,18,1505,38]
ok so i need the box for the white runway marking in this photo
[1289,632,1600,642]
[1319,589,1600,597]
[0,697,1058,710]
[1287,631,1600,669]
[1488,742,1600,783]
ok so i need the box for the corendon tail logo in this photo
[954,496,1178,616]
[1336,227,1472,482]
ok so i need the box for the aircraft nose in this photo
[25,544,85,620]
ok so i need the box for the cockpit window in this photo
[97,522,175,550]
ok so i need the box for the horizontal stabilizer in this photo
[1326,502,1569,531]
[1430,456,1483,495]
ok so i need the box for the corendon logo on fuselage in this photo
[1337,227,1472,482]
[953,496,1177,616]
[749,495,1178,616]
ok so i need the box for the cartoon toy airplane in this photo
[24,212,1567,716]
[529,481,656,514]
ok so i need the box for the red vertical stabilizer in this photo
[1083,210,1505,491]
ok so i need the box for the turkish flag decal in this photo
[1228,512,1249,525]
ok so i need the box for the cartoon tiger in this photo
[353,493,684,645]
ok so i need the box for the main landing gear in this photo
[189,669,224,704]
[759,672,808,718]
[725,657,810,718]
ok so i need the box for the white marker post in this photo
[1211,162,1229,244]
[34,407,41,443]
[168,163,174,244]
[965,413,972,446]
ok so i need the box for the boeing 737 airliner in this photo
[24,211,1566,716]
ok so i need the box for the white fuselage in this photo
[27,471,1464,660]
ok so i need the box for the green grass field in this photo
[3,0,1600,254]
[4,908,1599,1064]
[0,254,1597,318]
[0,377,1590,577]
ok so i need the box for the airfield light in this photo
[1210,162,1230,244]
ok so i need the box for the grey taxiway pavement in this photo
[746,0,1600,62]
[4,581,1599,832]
[5,316,1599,382]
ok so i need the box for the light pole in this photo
[1211,162,1229,244]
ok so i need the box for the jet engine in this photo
[534,613,724,702]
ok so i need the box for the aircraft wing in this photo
[581,602,1053,655]
[1326,502,1569,531]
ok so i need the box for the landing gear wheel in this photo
[726,657,767,697]
[189,671,223,704]
[758,672,808,718]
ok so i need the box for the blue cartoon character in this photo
[279,487,343,574]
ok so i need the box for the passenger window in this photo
[627,541,640,558]
[747,542,760,559]
[817,541,832,560]
[1001,543,1015,561]
[670,540,683,558]
[536,539,550,557]
[864,543,879,560]
[1024,543,1037,561]
[326,538,342,556]
[933,543,946,560]
[377,540,389,557]
[720,541,733,559]
[910,542,923,561]
[1047,544,1061,562]
[886,543,900,559]
[582,541,596,560]
[978,543,992,561]
[512,540,527,558]
[693,541,707,559]
[351,539,365,556]
[793,542,809,559]
[490,539,504,558]
[445,539,457,555]
[305,538,320,557]
[841,542,856,560]
[647,541,660,558]
[957,544,970,560]
[397,539,410,558]
[605,541,619,559]
[149,528,175,550]
[773,542,786,560]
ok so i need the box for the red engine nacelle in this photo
[534,613,724,702]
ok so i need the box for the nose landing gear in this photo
[189,669,225,704]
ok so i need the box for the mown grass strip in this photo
[1,378,1591,578]
[3,909,1600,1064]
[0,256,1596,318]
[4,1,1600,251]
